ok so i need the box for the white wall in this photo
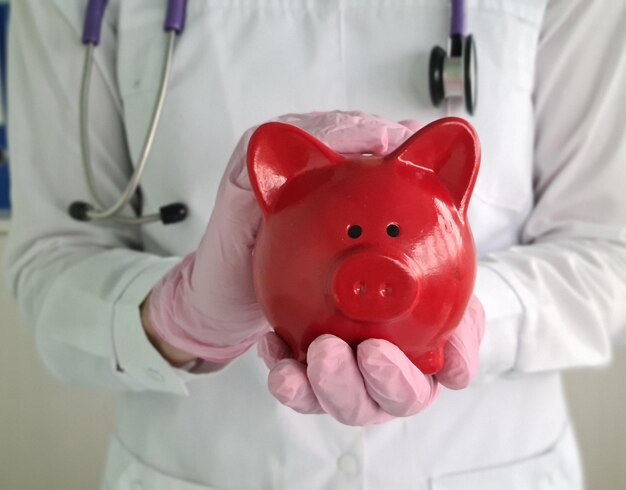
[563,355,626,489]
[1,225,625,489]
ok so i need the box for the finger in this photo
[196,128,262,307]
[277,111,414,156]
[212,126,261,235]
[398,119,422,133]
[323,121,413,155]
[381,125,415,154]
[322,124,390,155]
[307,335,390,426]
[436,296,486,389]
[267,359,324,414]
[358,339,440,417]
[258,331,292,370]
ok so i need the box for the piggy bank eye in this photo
[347,225,362,239]
[386,224,400,238]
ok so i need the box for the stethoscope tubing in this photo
[450,0,465,36]
[78,31,177,224]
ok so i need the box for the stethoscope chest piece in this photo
[428,1,477,115]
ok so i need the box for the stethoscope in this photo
[69,0,477,226]
[69,0,189,225]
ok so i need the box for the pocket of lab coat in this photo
[430,424,583,490]
[102,435,219,490]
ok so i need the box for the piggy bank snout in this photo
[332,253,418,322]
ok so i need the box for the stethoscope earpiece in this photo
[68,201,94,221]
[160,203,189,224]
[69,199,188,225]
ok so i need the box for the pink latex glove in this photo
[258,296,485,426]
[148,111,420,363]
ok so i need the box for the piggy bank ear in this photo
[386,117,480,214]
[247,122,343,214]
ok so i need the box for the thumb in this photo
[194,128,262,303]
[435,296,485,389]
[398,119,422,133]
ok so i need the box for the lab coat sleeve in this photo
[2,0,197,395]
[475,0,626,376]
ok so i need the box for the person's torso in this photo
[53,0,581,488]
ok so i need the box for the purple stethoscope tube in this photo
[165,0,189,34]
[82,0,188,45]
[81,0,107,45]
[450,0,466,37]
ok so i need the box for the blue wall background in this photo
[0,4,10,210]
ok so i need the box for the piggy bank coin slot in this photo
[347,225,362,239]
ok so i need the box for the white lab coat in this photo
[4,0,626,488]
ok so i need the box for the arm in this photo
[2,0,192,394]
[475,0,626,377]
[2,2,428,391]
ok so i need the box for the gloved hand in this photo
[146,111,420,364]
[258,296,485,426]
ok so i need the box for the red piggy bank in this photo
[247,117,480,374]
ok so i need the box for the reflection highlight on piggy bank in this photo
[247,117,480,374]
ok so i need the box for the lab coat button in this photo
[337,453,359,475]
[147,368,164,383]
